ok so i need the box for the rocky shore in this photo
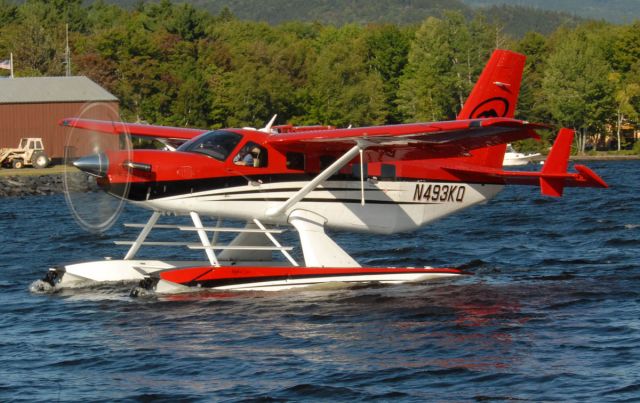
[0,173,98,197]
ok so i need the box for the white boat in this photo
[503,144,541,166]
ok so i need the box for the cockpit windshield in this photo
[177,130,242,161]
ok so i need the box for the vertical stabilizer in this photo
[457,49,526,120]
[540,128,574,197]
[458,50,526,168]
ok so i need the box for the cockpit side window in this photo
[233,141,268,168]
[177,130,242,161]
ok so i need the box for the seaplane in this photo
[41,49,607,295]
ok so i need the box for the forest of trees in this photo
[0,0,639,153]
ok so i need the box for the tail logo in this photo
[469,97,510,119]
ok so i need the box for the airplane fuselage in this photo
[130,178,502,233]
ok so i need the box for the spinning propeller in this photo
[62,103,132,233]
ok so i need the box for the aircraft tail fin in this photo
[539,128,575,197]
[458,49,527,169]
[457,49,526,120]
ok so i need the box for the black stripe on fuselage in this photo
[198,197,437,205]
[108,173,493,201]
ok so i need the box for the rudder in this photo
[458,49,527,168]
[457,49,526,120]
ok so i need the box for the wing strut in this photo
[190,212,220,267]
[266,142,369,217]
[124,211,161,260]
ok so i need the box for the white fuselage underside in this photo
[137,180,503,234]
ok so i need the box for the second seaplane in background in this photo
[42,49,607,294]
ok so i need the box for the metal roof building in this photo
[0,76,119,160]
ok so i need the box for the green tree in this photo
[364,24,410,123]
[611,21,640,74]
[306,25,387,127]
[9,1,66,76]
[610,72,640,151]
[542,28,615,153]
[515,31,549,122]
[397,12,496,122]
[204,20,312,127]
[166,3,206,41]
[0,0,18,26]
[513,31,552,152]
[86,0,127,31]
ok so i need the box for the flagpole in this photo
[10,52,13,78]
[65,24,71,77]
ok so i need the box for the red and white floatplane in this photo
[42,49,607,294]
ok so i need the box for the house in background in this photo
[0,76,119,161]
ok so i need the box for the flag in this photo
[0,59,10,70]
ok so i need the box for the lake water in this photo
[0,161,638,401]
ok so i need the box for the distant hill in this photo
[479,4,582,38]
[187,0,471,25]
[101,0,583,37]
[463,0,640,23]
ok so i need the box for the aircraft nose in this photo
[73,153,109,177]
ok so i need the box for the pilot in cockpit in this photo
[234,146,261,167]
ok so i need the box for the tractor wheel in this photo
[12,159,24,169]
[32,152,50,169]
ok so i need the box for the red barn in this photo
[0,76,119,161]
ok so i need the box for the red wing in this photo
[60,118,207,140]
[267,117,545,156]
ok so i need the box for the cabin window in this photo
[352,163,368,178]
[319,155,336,170]
[233,141,268,167]
[177,130,242,161]
[380,164,396,179]
[286,152,305,170]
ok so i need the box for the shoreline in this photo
[0,166,98,197]
[569,155,640,161]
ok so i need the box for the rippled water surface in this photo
[1,161,639,402]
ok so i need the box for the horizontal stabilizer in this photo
[441,127,608,196]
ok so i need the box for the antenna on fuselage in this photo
[260,114,278,134]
